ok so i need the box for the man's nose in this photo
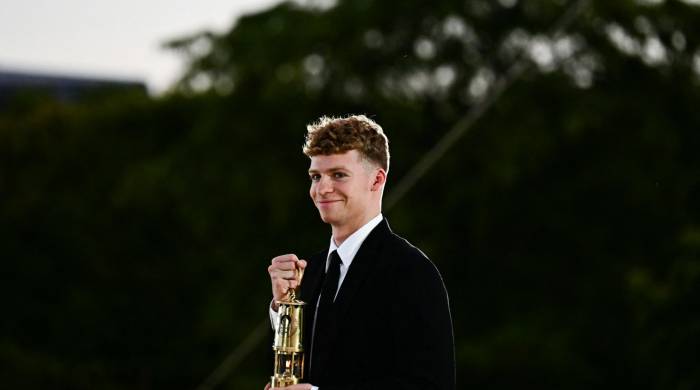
[318,176,333,194]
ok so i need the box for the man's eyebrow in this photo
[308,166,348,173]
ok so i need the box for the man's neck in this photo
[332,229,352,248]
[331,212,381,247]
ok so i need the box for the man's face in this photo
[308,150,377,230]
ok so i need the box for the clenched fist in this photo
[268,254,307,311]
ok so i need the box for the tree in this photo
[2,0,699,388]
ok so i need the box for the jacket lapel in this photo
[333,219,391,318]
[301,249,327,366]
[300,250,326,304]
[302,219,392,381]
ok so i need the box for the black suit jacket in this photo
[299,218,456,390]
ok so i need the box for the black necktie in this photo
[309,250,342,380]
[320,250,342,306]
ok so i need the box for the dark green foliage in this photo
[2,0,700,388]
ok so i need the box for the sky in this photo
[0,0,283,94]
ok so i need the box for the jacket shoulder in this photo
[382,232,445,281]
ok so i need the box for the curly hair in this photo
[302,115,390,171]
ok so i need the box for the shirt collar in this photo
[326,213,384,271]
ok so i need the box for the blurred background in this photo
[2,0,700,388]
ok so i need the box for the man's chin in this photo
[318,212,338,224]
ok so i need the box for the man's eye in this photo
[333,172,347,179]
[310,174,321,181]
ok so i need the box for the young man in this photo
[266,115,455,390]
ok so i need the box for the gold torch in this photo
[271,268,305,387]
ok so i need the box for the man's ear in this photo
[371,168,387,191]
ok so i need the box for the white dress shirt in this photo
[269,213,384,389]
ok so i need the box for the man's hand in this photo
[264,382,313,390]
[268,254,307,311]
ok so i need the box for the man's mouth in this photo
[318,200,342,204]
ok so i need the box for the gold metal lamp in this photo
[271,269,305,387]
